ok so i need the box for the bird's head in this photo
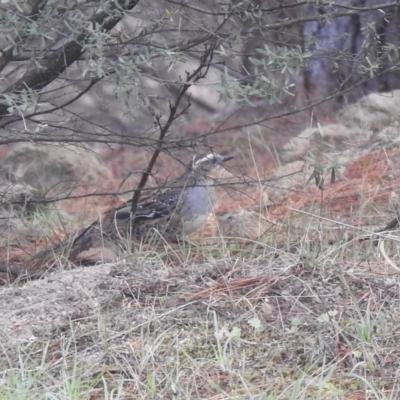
[192,153,234,173]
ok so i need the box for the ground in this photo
[1,92,400,399]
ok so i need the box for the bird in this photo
[0,152,234,279]
[103,152,234,243]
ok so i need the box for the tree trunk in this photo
[302,0,400,116]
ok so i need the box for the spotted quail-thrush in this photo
[106,152,234,242]
[0,153,234,279]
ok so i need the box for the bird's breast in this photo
[183,185,215,212]
[178,185,216,234]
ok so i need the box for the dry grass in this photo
[1,204,400,399]
[2,91,400,399]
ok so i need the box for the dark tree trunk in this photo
[302,0,400,116]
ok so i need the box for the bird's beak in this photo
[222,155,234,163]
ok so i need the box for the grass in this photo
[1,202,400,400]
[2,84,400,399]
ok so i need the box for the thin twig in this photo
[129,42,217,216]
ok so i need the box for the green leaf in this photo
[248,317,263,330]
[352,350,362,358]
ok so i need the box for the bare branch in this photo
[262,1,400,30]
[129,42,217,216]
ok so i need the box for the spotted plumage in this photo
[0,153,233,279]
[106,153,234,242]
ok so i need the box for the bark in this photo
[302,0,400,116]
[0,0,140,119]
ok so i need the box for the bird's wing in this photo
[112,188,183,221]
[109,172,193,222]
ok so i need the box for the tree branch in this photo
[0,0,48,73]
[0,0,140,119]
[129,43,217,216]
